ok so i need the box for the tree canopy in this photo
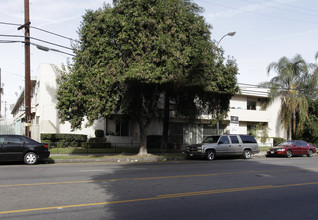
[263,53,318,140]
[57,0,238,154]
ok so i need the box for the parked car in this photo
[186,134,259,161]
[266,140,316,158]
[0,135,50,165]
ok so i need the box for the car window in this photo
[295,141,307,146]
[0,137,5,144]
[230,136,239,144]
[281,141,294,146]
[7,137,23,144]
[218,136,229,144]
[202,136,220,143]
[239,135,257,143]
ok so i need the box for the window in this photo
[230,136,239,144]
[247,100,256,110]
[0,137,5,144]
[203,136,220,144]
[7,136,23,144]
[116,119,129,136]
[218,136,229,144]
[247,124,256,135]
[239,135,257,143]
[296,141,307,146]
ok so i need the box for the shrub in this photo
[87,137,110,148]
[87,132,109,148]
[95,130,104,138]
[40,133,87,147]
[273,137,286,146]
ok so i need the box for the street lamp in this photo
[215,31,236,135]
[217,31,236,48]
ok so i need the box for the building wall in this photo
[31,64,103,141]
[12,64,287,146]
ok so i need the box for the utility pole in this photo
[0,68,2,119]
[18,0,31,137]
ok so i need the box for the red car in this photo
[266,140,316,158]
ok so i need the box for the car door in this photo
[229,135,242,155]
[0,136,26,161]
[297,141,309,154]
[0,136,7,161]
[216,136,231,155]
[293,141,303,155]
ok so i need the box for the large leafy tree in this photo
[57,0,238,155]
[264,54,311,140]
[302,52,318,144]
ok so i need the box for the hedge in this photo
[273,137,286,146]
[41,133,87,148]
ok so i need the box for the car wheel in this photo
[206,150,215,161]
[24,152,38,165]
[286,150,293,158]
[307,149,313,157]
[243,150,252,159]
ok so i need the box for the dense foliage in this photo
[57,0,238,154]
[263,52,318,141]
[302,100,318,144]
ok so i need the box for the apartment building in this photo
[11,63,287,147]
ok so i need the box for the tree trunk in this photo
[137,118,150,156]
[292,110,296,139]
[288,118,292,140]
[161,91,170,150]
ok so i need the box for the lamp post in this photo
[217,31,236,48]
[215,31,236,135]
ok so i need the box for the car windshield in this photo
[202,136,220,144]
[280,141,295,146]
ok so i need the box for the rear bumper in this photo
[38,151,50,160]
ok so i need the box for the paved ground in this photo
[48,151,269,163]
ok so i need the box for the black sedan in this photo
[0,134,50,165]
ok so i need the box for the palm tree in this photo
[266,54,309,140]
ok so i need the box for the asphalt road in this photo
[1,156,318,220]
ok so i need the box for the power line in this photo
[0,34,73,51]
[31,36,73,50]
[241,0,318,18]
[30,26,80,43]
[197,0,318,25]
[30,42,75,57]
[267,0,318,13]
[0,21,22,26]
[0,40,23,44]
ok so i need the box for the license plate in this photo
[271,151,274,154]
[190,154,193,156]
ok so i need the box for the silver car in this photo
[186,134,259,160]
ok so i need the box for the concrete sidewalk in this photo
[48,151,268,163]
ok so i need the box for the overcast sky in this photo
[1,0,318,118]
